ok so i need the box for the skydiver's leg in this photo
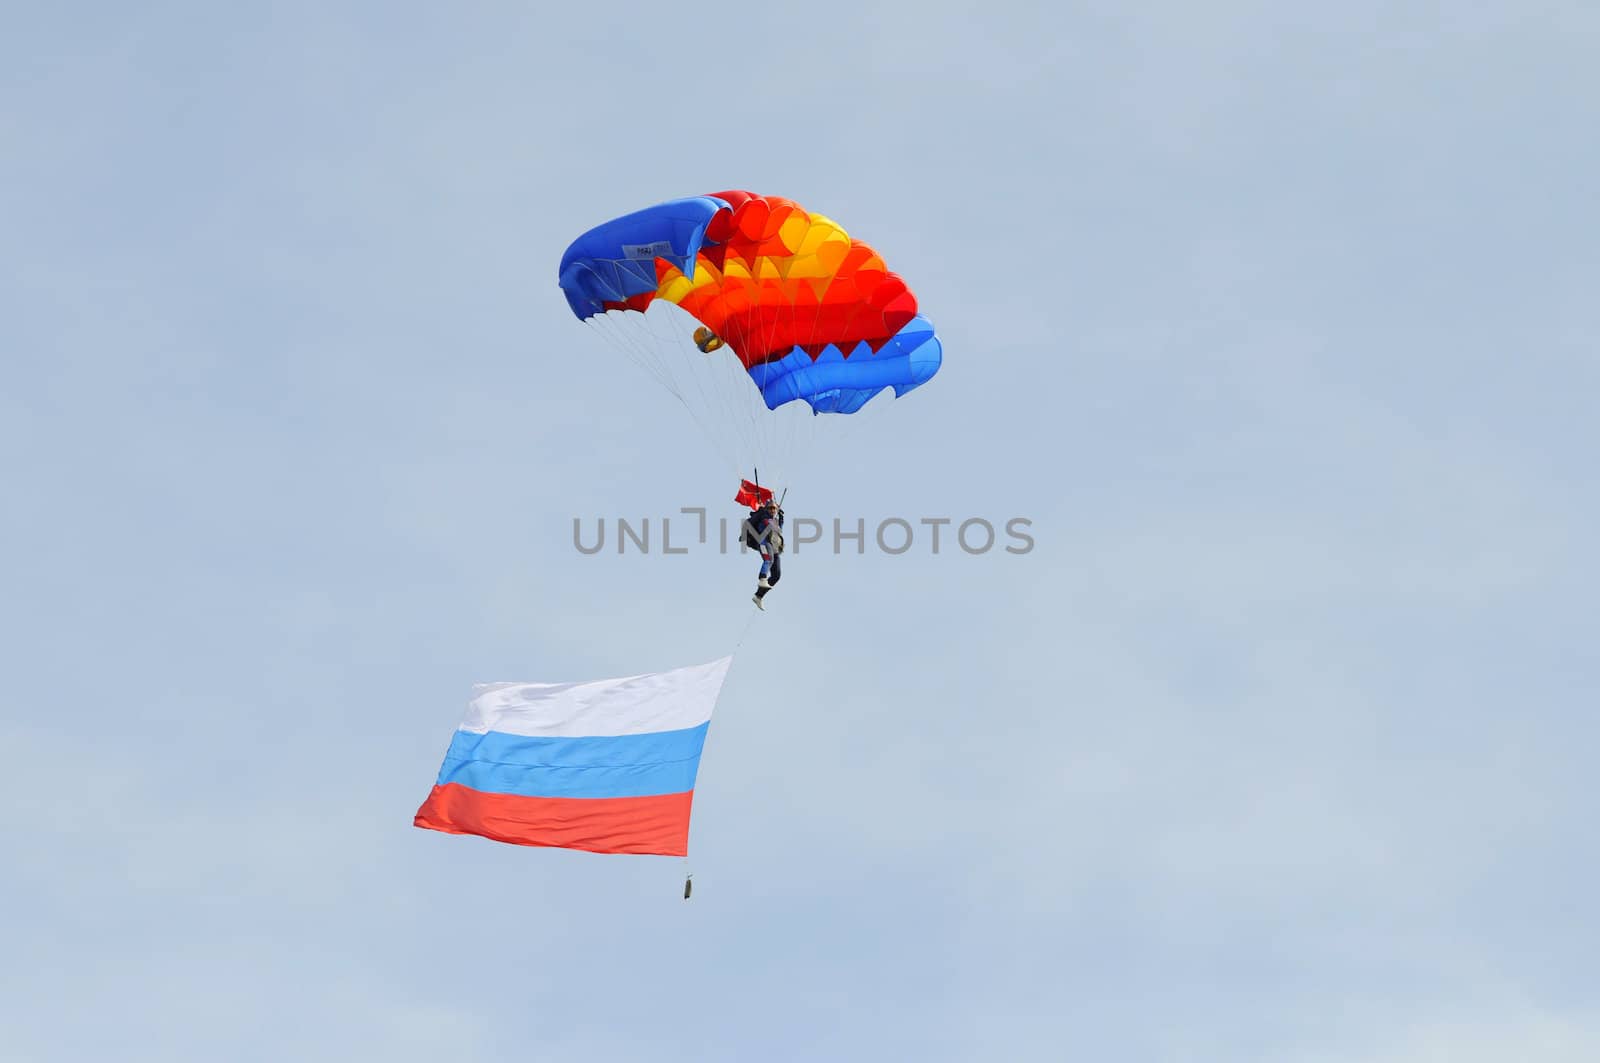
[767,554,781,588]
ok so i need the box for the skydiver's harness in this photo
[743,510,784,554]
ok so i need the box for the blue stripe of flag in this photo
[435,722,710,800]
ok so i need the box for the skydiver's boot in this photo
[758,576,771,589]
[752,592,765,610]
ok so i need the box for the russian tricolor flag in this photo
[414,657,730,856]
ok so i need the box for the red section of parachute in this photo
[601,291,656,314]
[603,191,922,369]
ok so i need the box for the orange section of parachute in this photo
[602,191,920,369]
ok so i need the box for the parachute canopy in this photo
[558,190,942,415]
[414,658,731,856]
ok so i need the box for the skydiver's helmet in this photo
[693,327,724,354]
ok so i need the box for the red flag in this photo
[734,479,773,508]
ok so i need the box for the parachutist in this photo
[747,496,784,608]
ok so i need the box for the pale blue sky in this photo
[3,3,1597,1061]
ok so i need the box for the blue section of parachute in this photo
[557,196,728,319]
[752,315,943,414]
